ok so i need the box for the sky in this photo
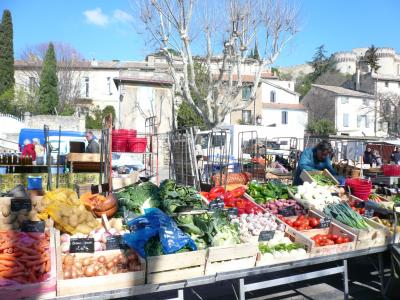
[1,0,400,67]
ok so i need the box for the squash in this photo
[93,194,118,218]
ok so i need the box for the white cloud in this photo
[113,9,134,24]
[84,8,109,27]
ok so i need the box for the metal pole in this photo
[239,278,245,300]
[56,126,61,188]
[378,253,385,296]
[343,259,349,300]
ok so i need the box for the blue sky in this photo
[1,0,400,67]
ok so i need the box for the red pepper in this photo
[200,192,209,199]
[208,192,223,201]
[210,186,225,194]
[224,197,237,207]
[235,199,246,209]
[230,187,246,198]
[237,208,245,215]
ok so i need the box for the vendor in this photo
[391,147,400,165]
[294,140,336,185]
[85,131,100,153]
[363,146,374,165]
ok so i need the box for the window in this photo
[242,86,251,101]
[107,77,112,95]
[365,116,370,128]
[84,77,89,98]
[362,98,369,106]
[341,97,349,104]
[270,90,276,103]
[242,110,252,124]
[385,81,389,88]
[343,113,349,127]
[281,111,288,124]
[29,77,35,93]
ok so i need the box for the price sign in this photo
[319,217,332,229]
[106,235,126,250]
[258,230,275,242]
[70,238,95,253]
[21,220,45,233]
[279,205,296,217]
[209,198,224,211]
[227,207,238,216]
[11,198,32,212]
[363,208,375,218]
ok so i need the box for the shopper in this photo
[85,131,100,153]
[293,140,337,185]
[363,147,374,165]
[32,138,45,165]
[372,150,383,167]
[22,139,36,161]
[391,147,400,165]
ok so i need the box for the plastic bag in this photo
[123,208,197,257]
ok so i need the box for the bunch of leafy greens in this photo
[115,182,160,216]
[258,243,304,254]
[159,179,205,214]
[174,210,240,249]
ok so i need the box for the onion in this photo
[94,241,102,251]
[112,257,119,265]
[64,270,71,279]
[93,232,102,242]
[71,269,78,279]
[84,265,95,277]
[74,261,82,270]
[97,256,106,264]
[61,242,70,253]
[82,258,91,267]
[60,233,71,244]
[63,254,75,266]
[108,228,117,235]
[106,261,115,269]
[96,269,106,276]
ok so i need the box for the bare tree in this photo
[377,92,400,137]
[19,42,83,113]
[134,0,299,127]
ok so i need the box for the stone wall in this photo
[24,113,86,132]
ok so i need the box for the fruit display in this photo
[61,250,142,279]
[38,188,100,234]
[311,234,351,246]
[60,218,128,253]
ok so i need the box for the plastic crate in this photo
[346,178,372,200]
[383,165,400,176]
[127,138,147,153]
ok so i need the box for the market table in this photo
[55,245,389,300]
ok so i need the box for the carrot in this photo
[0,260,17,267]
[45,261,50,273]
[16,245,40,256]
[25,255,49,267]
[0,254,18,260]
[0,268,24,278]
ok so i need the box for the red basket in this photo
[383,165,400,176]
[345,178,372,200]
[127,138,147,153]
[112,140,128,152]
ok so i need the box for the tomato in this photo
[285,220,294,227]
[324,239,335,245]
[237,208,245,215]
[297,215,306,220]
[224,197,236,207]
[208,192,220,201]
[253,207,263,214]
[230,187,246,198]
[235,199,246,209]
[304,226,312,230]
[342,236,350,243]
[297,225,307,231]
[328,234,339,241]
[300,219,310,227]
[293,220,302,228]
[335,236,344,244]
[318,240,327,246]
[320,235,328,240]
[359,208,365,215]
[308,218,319,228]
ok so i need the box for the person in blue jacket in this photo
[294,140,337,185]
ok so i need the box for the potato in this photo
[69,215,78,227]
[1,206,10,217]
[2,214,16,224]
[31,197,38,206]
[78,212,87,223]
[75,224,92,234]
[0,223,15,230]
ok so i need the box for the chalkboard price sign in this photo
[319,217,332,229]
[279,205,296,217]
[258,230,275,242]
[21,220,45,233]
[363,208,375,218]
[11,198,32,212]
[70,238,95,253]
[209,198,224,211]
[106,235,126,250]
[227,207,238,216]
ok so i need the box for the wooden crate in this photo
[56,232,145,296]
[300,169,339,185]
[0,227,57,299]
[67,153,101,163]
[112,171,139,190]
[204,243,257,275]
[146,250,207,284]
[312,209,391,249]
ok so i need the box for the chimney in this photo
[356,68,361,91]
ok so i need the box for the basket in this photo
[112,140,128,152]
[127,138,147,153]
[346,178,372,200]
[383,165,400,176]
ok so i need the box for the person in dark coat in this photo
[85,131,100,153]
[391,147,400,165]
[363,147,373,165]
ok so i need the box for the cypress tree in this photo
[0,9,15,97]
[38,43,59,114]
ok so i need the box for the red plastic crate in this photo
[345,178,372,200]
[127,138,147,153]
[383,165,400,176]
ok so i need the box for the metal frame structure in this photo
[54,246,388,300]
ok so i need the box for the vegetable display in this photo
[294,182,340,211]
[311,234,350,246]
[231,212,284,243]
[324,203,369,229]
[60,219,128,253]
[310,173,336,186]
[0,231,51,284]
[115,182,160,216]
[261,199,305,216]
[277,215,321,231]
[258,231,307,260]
[61,250,142,279]
[247,181,290,204]
[38,189,100,235]
[81,193,118,218]
[159,180,205,214]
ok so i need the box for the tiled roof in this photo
[312,84,374,98]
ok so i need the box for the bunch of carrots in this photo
[0,230,51,284]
